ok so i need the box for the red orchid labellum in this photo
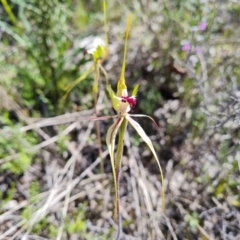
[121,96,136,110]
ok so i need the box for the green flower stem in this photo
[114,117,128,239]
[93,64,104,175]
[93,63,100,94]
[99,64,109,85]
[1,0,18,28]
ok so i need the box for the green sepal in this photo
[107,85,121,112]
[131,84,139,96]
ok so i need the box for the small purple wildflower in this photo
[199,21,207,31]
[196,46,202,54]
[182,43,191,52]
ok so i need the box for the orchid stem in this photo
[115,118,128,239]
[99,63,109,85]
[1,0,18,28]
[93,64,104,175]
[93,96,104,174]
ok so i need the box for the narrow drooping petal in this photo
[106,117,124,218]
[128,114,158,129]
[126,115,165,211]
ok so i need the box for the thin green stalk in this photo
[93,98,104,174]
[1,0,18,28]
[93,64,104,174]
[115,118,128,239]
[99,64,109,85]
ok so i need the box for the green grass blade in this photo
[63,64,95,99]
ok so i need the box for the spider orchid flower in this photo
[106,15,165,224]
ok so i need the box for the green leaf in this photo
[67,220,86,234]
[126,115,165,211]
[1,152,31,175]
[63,64,95,99]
